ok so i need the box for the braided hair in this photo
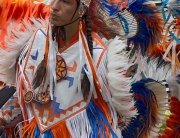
[81,10,94,99]
[32,2,94,99]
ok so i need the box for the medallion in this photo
[56,55,67,82]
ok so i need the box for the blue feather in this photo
[100,0,121,16]
[122,78,158,138]
[86,100,118,138]
[44,130,54,138]
[127,17,151,56]
[127,0,162,55]
[34,125,40,138]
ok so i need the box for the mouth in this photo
[50,13,59,19]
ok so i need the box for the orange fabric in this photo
[51,121,72,138]
[0,0,50,50]
[0,81,3,88]
[21,119,36,138]
[30,125,37,138]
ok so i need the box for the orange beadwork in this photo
[37,86,50,104]
[56,55,67,82]
[24,91,34,103]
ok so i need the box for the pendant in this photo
[56,55,67,82]
[24,87,50,104]
[36,87,51,104]
[24,91,34,103]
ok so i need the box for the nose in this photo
[51,0,60,11]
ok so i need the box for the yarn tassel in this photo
[15,118,36,138]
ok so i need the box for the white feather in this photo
[0,18,49,84]
[107,36,137,118]
[145,81,168,137]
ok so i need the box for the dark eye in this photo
[62,0,69,4]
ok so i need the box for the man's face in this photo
[50,0,79,26]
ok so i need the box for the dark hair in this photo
[81,10,93,99]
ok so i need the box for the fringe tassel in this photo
[16,119,56,138]
[97,50,121,137]
[15,118,36,138]
[66,110,91,138]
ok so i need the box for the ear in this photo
[82,5,87,15]
[79,3,87,16]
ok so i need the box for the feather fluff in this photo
[122,78,168,138]
[107,36,137,117]
[127,0,164,56]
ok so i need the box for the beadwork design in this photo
[56,55,67,82]
[24,91,34,103]
[37,86,50,104]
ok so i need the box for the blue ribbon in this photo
[162,0,169,20]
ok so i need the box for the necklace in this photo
[24,27,68,104]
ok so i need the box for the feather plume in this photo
[0,0,50,47]
[127,0,164,56]
[0,0,49,83]
[107,36,137,117]
[0,18,49,84]
[121,78,168,138]
[89,0,138,39]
